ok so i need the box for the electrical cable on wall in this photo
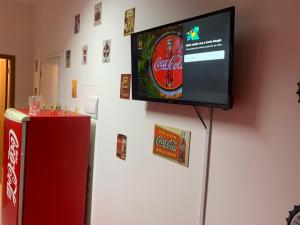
[297,82,300,103]
[194,107,213,225]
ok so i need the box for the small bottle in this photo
[64,106,68,115]
[166,38,174,87]
[56,103,62,111]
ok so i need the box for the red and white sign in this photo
[151,34,183,91]
[2,118,23,225]
[153,124,191,167]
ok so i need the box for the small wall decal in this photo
[120,74,131,99]
[82,45,88,65]
[116,134,127,160]
[74,14,80,34]
[102,39,111,63]
[124,8,135,36]
[71,80,78,98]
[66,50,71,68]
[94,2,102,26]
[153,124,191,167]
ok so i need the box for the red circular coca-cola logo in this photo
[151,34,183,91]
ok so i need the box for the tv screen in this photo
[131,7,235,109]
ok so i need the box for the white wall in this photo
[33,1,300,225]
[0,0,33,107]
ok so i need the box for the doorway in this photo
[40,57,60,107]
[0,54,15,183]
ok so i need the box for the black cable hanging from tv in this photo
[297,82,300,103]
[193,107,213,225]
[194,106,207,129]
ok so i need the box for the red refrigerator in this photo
[2,108,90,225]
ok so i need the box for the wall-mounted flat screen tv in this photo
[131,7,235,109]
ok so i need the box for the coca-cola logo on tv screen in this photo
[151,33,183,92]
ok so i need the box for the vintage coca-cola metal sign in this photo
[153,124,191,167]
[151,33,183,98]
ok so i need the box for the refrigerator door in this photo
[2,109,29,225]
[20,110,90,225]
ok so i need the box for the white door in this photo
[40,57,60,107]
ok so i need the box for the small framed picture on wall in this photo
[124,8,135,36]
[74,14,80,34]
[116,134,127,160]
[66,50,71,68]
[102,39,111,63]
[71,80,78,98]
[120,74,131,99]
[82,45,88,65]
[94,2,102,26]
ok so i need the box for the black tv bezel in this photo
[131,6,235,109]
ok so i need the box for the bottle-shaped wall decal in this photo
[178,131,186,164]
[166,38,174,87]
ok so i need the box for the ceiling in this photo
[15,0,42,6]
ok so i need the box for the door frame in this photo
[39,56,60,105]
[0,54,15,108]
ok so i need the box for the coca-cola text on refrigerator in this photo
[7,129,19,207]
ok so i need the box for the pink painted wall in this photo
[32,0,300,225]
[207,1,300,224]
[0,0,33,107]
